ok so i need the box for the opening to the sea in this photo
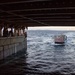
[1,26,75,75]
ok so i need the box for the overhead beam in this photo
[7,19,75,22]
[32,16,71,19]
[24,13,75,16]
[0,0,50,5]
[0,15,71,18]
[34,19,75,21]
[0,16,71,20]
[7,7,75,12]
[15,22,75,26]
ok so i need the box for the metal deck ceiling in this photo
[0,0,75,27]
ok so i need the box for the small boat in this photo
[54,35,67,45]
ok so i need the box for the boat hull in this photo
[55,42,65,44]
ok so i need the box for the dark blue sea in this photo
[1,30,75,75]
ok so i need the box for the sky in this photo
[28,26,75,31]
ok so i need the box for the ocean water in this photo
[1,30,75,75]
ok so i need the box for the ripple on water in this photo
[1,31,75,74]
